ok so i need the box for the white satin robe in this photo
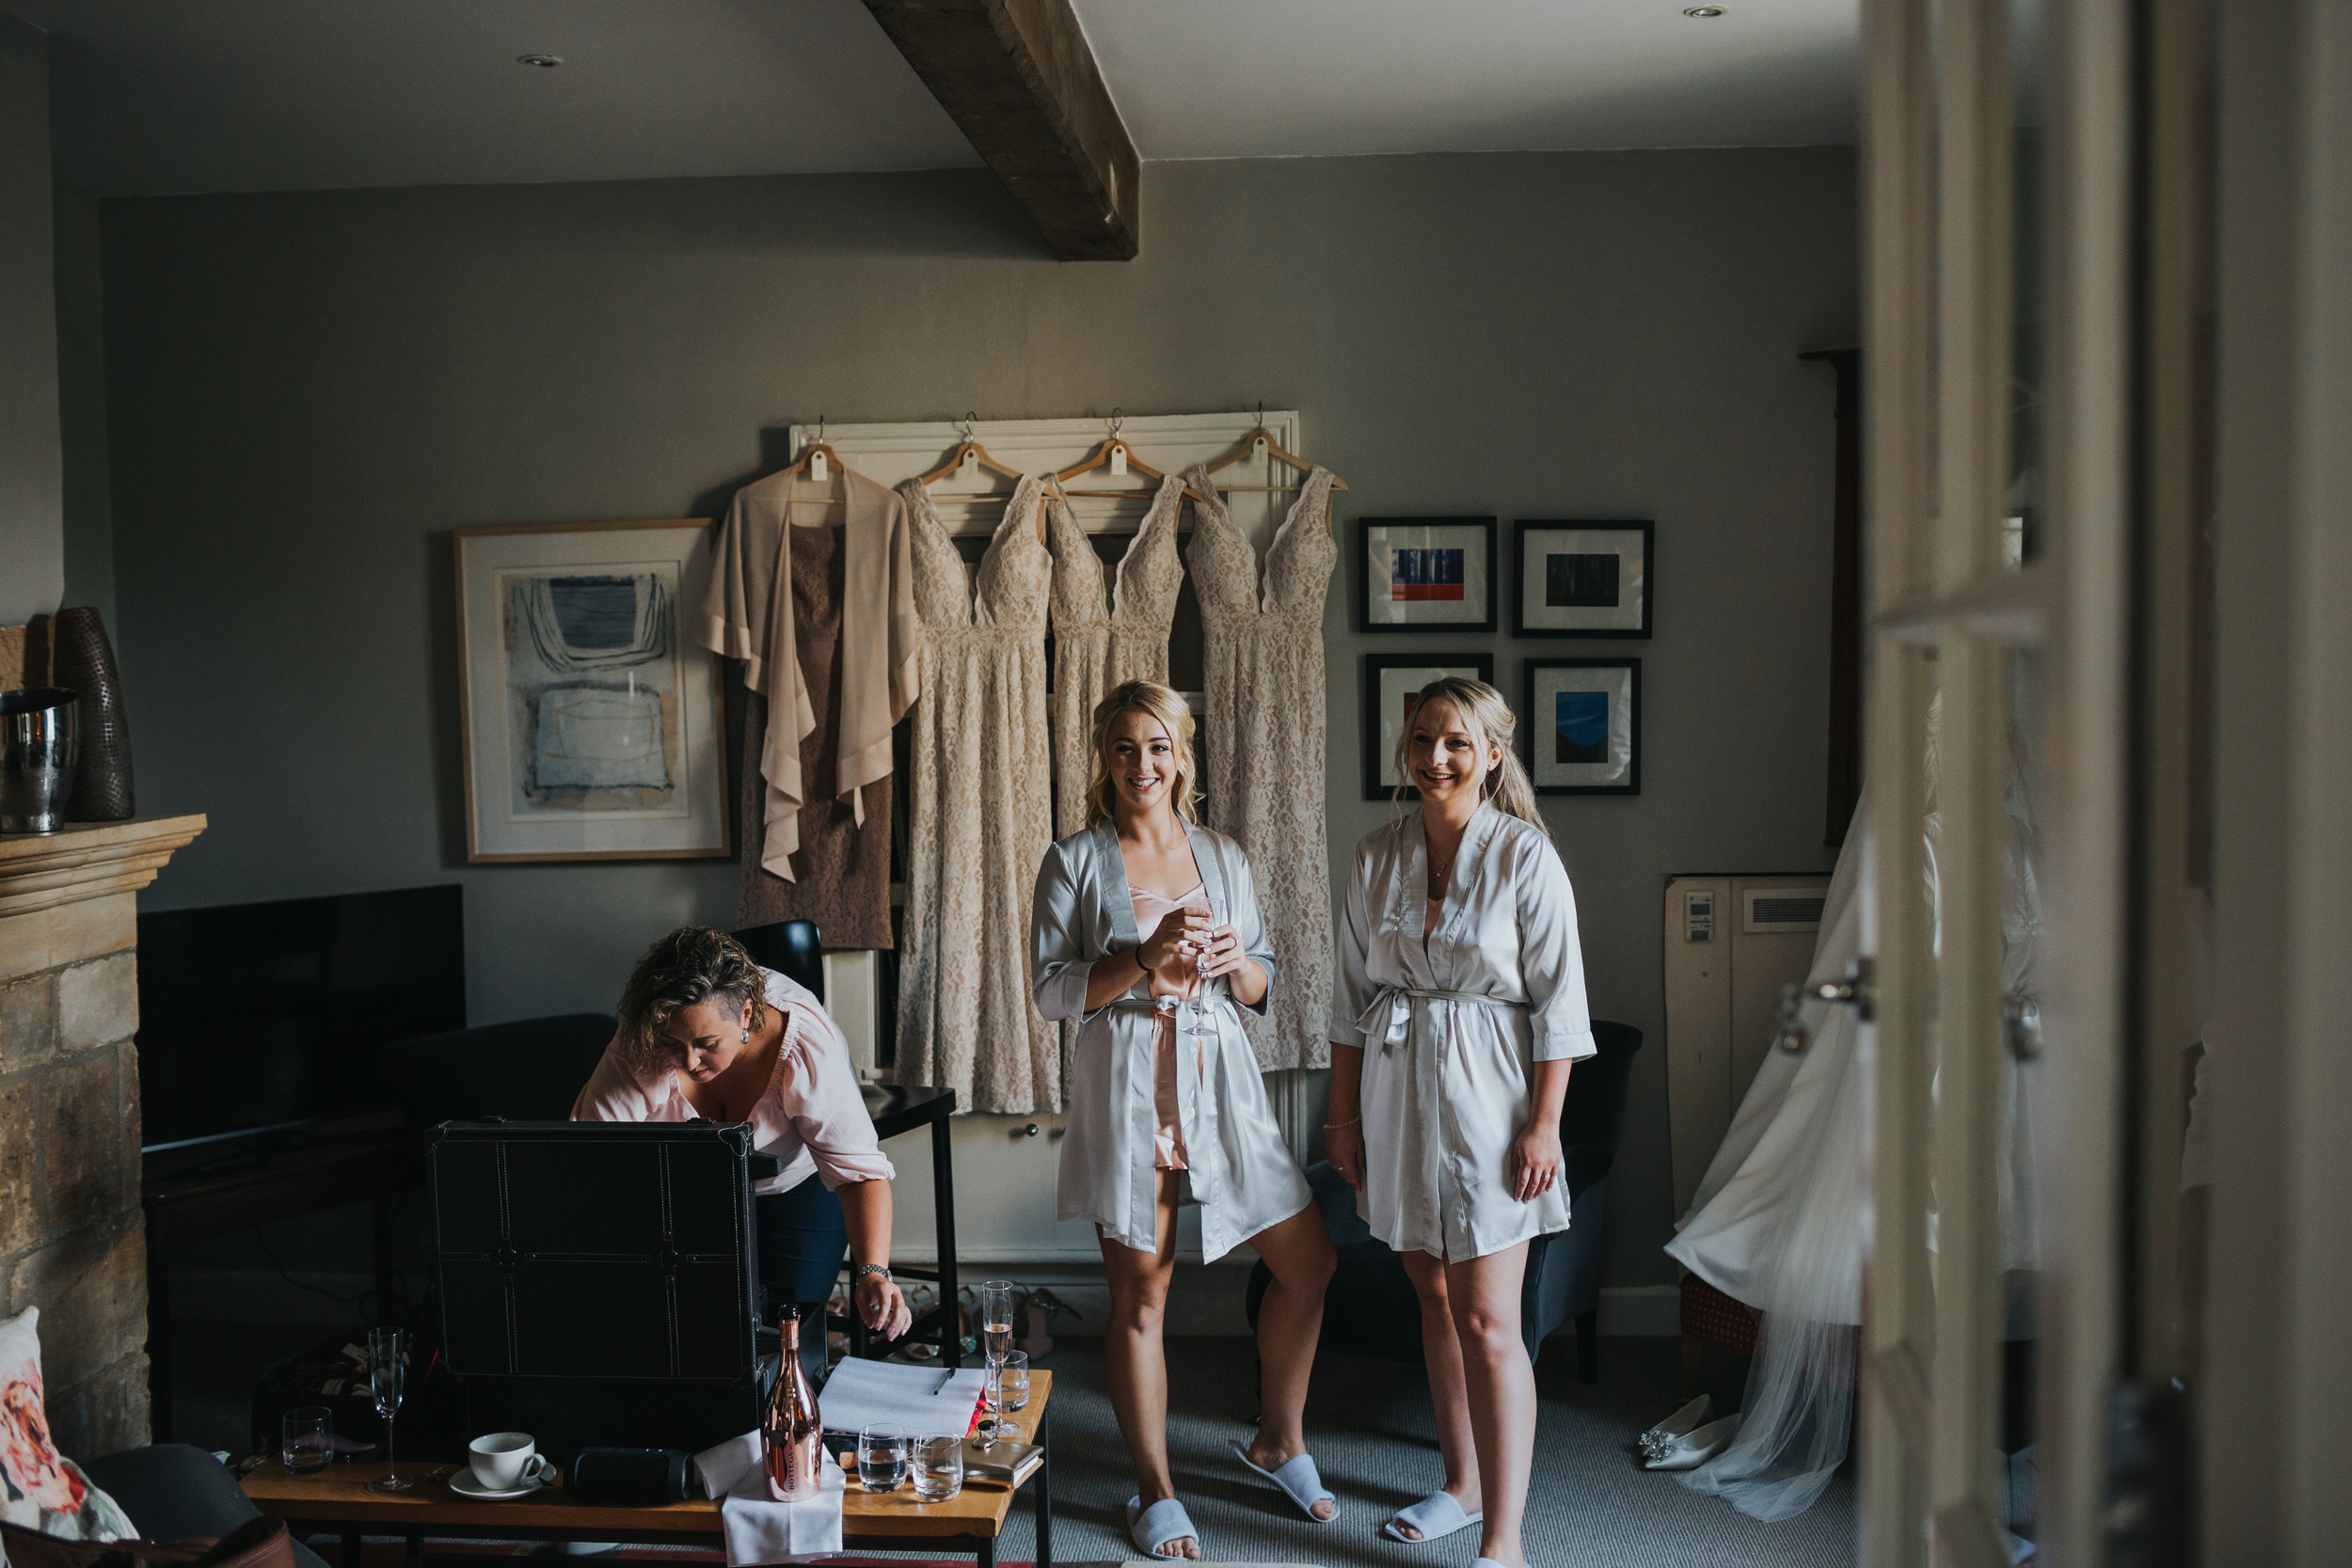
[1329,804,1597,1261]
[1031,823,1312,1260]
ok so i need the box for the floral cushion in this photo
[0,1308,135,1542]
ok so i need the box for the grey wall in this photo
[0,9,62,625]
[55,188,115,627]
[97,150,1853,1286]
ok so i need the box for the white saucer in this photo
[447,1469,549,1501]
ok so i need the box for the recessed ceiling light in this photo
[1684,6,1726,14]
[516,53,563,68]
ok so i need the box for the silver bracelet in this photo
[854,1262,893,1282]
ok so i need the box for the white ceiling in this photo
[1075,0,1858,160]
[12,0,1856,198]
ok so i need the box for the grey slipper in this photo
[1232,1441,1336,1522]
[1382,1489,1484,1544]
[1128,1494,1200,1560]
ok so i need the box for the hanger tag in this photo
[809,450,829,483]
[960,449,978,479]
[1109,443,1128,477]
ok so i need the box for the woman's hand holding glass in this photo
[1136,908,1214,992]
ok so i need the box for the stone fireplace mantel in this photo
[0,812,204,1459]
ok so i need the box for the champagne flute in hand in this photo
[365,1327,412,1493]
[1188,920,1216,1052]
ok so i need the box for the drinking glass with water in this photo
[993,1350,1030,1413]
[281,1407,332,1474]
[857,1426,910,1493]
[911,1434,963,1502]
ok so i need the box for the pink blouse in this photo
[570,967,896,1196]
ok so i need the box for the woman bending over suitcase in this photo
[573,925,914,1340]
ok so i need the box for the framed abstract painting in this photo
[455,519,731,862]
[1363,652,1496,799]
[1359,517,1498,632]
[1512,520,1654,638]
[1523,658,1641,795]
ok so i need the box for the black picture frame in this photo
[1363,652,1497,800]
[1358,517,1499,634]
[1511,520,1655,639]
[1521,657,1642,796]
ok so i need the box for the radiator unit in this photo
[1662,874,1834,1219]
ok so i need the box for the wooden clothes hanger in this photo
[1204,404,1349,493]
[1054,411,1206,503]
[784,416,850,508]
[920,412,1049,545]
[918,412,1026,486]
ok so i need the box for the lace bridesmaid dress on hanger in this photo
[1045,471,1186,836]
[1183,465,1340,1071]
[897,476,1060,1114]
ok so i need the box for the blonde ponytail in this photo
[1391,676,1551,839]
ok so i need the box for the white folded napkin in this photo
[690,1430,846,1566]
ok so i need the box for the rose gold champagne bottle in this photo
[763,1306,823,1500]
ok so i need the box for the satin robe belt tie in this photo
[1099,995,1233,1016]
[1360,986,1526,1048]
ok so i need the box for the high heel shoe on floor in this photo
[1643,1412,1742,1471]
[1634,1394,1713,1465]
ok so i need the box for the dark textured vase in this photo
[51,607,135,820]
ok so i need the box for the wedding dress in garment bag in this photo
[1666,708,2046,1522]
[894,475,1060,1116]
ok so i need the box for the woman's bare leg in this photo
[1241,1203,1338,1517]
[1446,1243,1535,1568]
[1392,1248,1483,1538]
[1099,1172,1194,1559]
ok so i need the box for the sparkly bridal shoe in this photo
[1634,1395,1712,1465]
[1644,1413,1742,1471]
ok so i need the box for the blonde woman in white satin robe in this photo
[1327,677,1595,1568]
[1031,681,1335,1561]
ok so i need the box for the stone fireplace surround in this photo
[0,814,203,1460]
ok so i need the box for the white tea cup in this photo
[468,1432,553,1491]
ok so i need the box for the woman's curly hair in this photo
[614,926,770,1074]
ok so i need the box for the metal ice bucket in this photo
[1,688,80,833]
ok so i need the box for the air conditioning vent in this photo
[1742,890,1826,933]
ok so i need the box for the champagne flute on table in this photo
[978,1279,1016,1366]
[365,1326,412,1493]
[977,1279,1016,1441]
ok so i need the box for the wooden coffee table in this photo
[242,1370,1052,1568]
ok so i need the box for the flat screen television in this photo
[135,883,466,1151]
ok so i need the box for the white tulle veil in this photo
[1664,694,2046,1523]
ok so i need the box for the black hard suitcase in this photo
[425,1119,775,1459]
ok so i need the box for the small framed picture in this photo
[1364,654,1496,799]
[1359,517,1498,633]
[1513,520,1653,638]
[1524,658,1641,795]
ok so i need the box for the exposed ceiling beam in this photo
[858,0,1139,261]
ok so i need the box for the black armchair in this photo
[734,919,824,1002]
[1245,1019,1643,1382]
[378,1012,620,1131]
